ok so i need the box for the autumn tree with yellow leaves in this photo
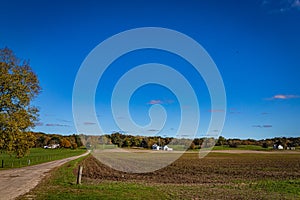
[0,47,41,158]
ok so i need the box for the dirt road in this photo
[0,151,89,200]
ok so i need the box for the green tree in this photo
[73,134,83,147]
[123,137,132,147]
[131,136,142,147]
[0,47,41,157]
[216,136,226,146]
[110,132,124,147]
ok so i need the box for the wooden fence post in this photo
[77,165,83,185]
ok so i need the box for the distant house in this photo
[163,145,173,151]
[286,143,296,150]
[287,146,296,150]
[273,144,284,150]
[44,144,60,149]
[152,143,158,150]
[277,145,284,150]
[152,143,161,150]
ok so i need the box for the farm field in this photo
[212,145,272,150]
[212,145,300,151]
[20,151,300,200]
[0,148,87,169]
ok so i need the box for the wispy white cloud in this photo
[147,99,174,105]
[45,123,69,127]
[84,122,96,125]
[147,129,159,132]
[147,100,163,105]
[266,94,300,100]
[262,0,300,13]
[252,125,262,128]
[261,112,270,115]
[263,125,273,128]
[56,118,72,123]
[35,122,44,126]
[292,0,300,9]
[252,124,273,128]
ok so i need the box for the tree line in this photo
[215,136,300,148]
[33,132,83,149]
[81,132,300,150]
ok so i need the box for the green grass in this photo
[167,145,186,151]
[251,179,300,196]
[19,155,166,200]
[212,145,273,150]
[94,144,118,150]
[37,182,167,200]
[0,147,86,169]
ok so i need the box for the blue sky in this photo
[1,0,300,139]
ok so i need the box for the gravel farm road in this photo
[0,151,90,200]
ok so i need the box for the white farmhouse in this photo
[163,145,173,151]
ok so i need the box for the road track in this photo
[0,151,89,200]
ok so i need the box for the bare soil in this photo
[81,151,300,184]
